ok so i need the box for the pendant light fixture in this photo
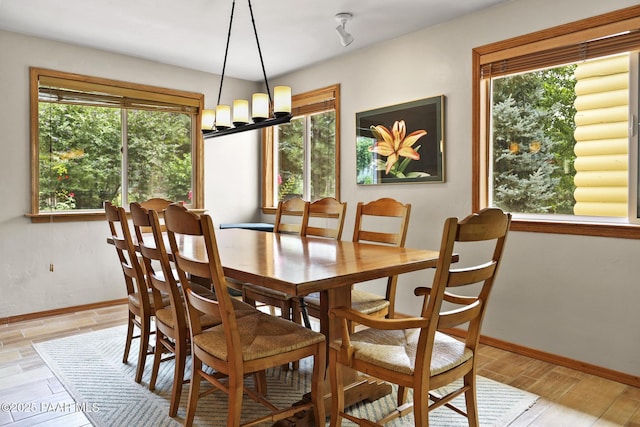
[201,0,292,139]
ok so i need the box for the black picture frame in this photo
[356,95,445,185]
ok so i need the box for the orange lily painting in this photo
[368,120,427,176]
[356,95,445,185]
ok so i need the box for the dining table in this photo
[171,227,453,426]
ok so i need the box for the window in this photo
[29,68,204,222]
[262,84,340,210]
[473,5,640,238]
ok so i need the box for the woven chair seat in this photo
[128,289,170,309]
[331,329,472,376]
[194,311,324,361]
[156,297,257,330]
[304,289,390,315]
[243,283,293,300]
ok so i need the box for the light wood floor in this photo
[1,303,639,426]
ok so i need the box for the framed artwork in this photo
[356,95,445,185]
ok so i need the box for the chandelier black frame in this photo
[202,0,292,139]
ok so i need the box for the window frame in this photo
[472,5,640,239]
[261,84,341,213]
[28,67,205,223]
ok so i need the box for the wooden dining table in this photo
[171,227,451,426]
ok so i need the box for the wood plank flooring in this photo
[1,303,639,426]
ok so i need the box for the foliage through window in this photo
[473,6,640,238]
[263,85,340,208]
[31,68,204,218]
[491,65,578,215]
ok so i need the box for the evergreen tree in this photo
[492,66,576,214]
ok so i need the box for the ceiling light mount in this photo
[201,0,292,139]
[335,12,354,47]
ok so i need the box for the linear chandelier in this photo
[201,0,292,139]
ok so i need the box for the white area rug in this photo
[34,325,538,426]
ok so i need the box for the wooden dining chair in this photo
[302,196,347,239]
[305,197,410,330]
[104,201,160,384]
[130,203,213,416]
[242,197,310,331]
[329,208,511,427]
[296,197,347,326]
[164,203,326,427]
[136,197,174,233]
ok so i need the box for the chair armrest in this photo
[414,286,433,297]
[330,306,428,330]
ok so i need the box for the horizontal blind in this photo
[37,72,201,114]
[292,99,335,116]
[291,85,337,116]
[481,29,640,78]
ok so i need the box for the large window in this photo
[29,68,204,222]
[473,6,640,238]
[262,84,340,209]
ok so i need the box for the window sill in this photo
[26,207,206,223]
[511,217,640,239]
[26,211,106,223]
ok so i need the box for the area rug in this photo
[33,326,537,426]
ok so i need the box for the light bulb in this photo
[274,86,291,117]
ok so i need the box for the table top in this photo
[174,228,445,297]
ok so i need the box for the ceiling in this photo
[0,0,511,81]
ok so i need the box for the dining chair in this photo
[305,197,410,331]
[137,197,174,233]
[163,203,326,427]
[296,197,347,326]
[302,196,347,240]
[242,197,310,332]
[104,201,161,384]
[130,203,212,416]
[328,207,511,427]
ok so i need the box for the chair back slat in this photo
[304,197,347,240]
[164,204,238,343]
[274,197,309,235]
[104,201,146,297]
[422,208,511,344]
[352,198,410,247]
[447,262,497,287]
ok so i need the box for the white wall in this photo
[266,0,640,376]
[0,30,261,318]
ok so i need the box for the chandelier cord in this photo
[217,0,273,107]
[217,0,236,106]
[248,0,272,106]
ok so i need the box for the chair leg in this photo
[135,316,151,383]
[464,373,479,427]
[329,350,344,427]
[413,383,428,427]
[283,301,299,371]
[297,297,312,329]
[184,358,202,427]
[148,333,163,391]
[122,312,135,363]
[169,339,187,417]
[228,374,244,427]
[254,370,268,396]
[397,385,409,406]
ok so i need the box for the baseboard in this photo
[444,327,640,388]
[0,298,128,325]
